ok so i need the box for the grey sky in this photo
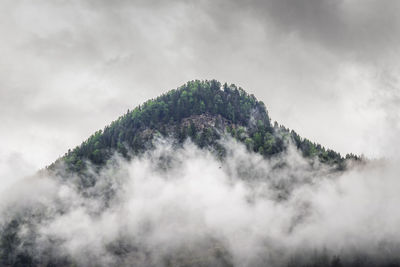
[1,0,400,171]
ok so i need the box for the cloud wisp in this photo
[1,138,400,266]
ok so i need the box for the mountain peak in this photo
[50,80,358,174]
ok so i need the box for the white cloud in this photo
[2,139,400,266]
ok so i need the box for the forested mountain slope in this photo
[50,80,358,175]
[0,80,384,267]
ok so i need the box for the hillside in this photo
[0,80,388,267]
[50,80,358,176]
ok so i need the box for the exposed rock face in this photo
[180,113,232,130]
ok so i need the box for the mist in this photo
[1,138,400,266]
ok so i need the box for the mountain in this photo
[50,80,357,176]
[1,80,370,267]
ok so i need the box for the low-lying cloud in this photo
[1,138,399,266]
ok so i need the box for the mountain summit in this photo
[51,80,356,175]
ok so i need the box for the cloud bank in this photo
[1,139,400,266]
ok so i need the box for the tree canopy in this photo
[50,80,358,174]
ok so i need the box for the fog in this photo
[1,1,400,265]
[1,138,399,266]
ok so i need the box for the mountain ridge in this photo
[49,80,359,175]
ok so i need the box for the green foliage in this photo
[49,80,358,175]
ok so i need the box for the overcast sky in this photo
[1,0,400,171]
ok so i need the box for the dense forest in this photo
[50,80,359,175]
